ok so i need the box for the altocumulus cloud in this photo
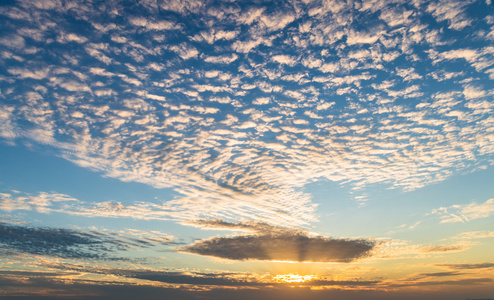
[180,223,375,262]
[1,0,494,228]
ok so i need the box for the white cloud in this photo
[8,68,50,80]
[449,231,494,240]
[259,12,295,32]
[0,105,17,139]
[232,38,265,53]
[252,97,270,105]
[0,191,79,213]
[272,55,297,66]
[0,35,25,49]
[431,198,494,223]
[346,29,383,45]
[57,32,88,44]
[169,43,199,60]
[203,54,238,64]
[236,7,265,25]
[380,7,414,27]
[129,18,179,31]
[427,0,473,30]
[159,0,205,14]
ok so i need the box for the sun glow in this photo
[274,274,316,283]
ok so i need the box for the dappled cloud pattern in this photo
[0,0,493,226]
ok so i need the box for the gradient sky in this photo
[0,0,494,299]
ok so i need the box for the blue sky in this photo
[0,0,494,299]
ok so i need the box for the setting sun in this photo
[274,274,316,283]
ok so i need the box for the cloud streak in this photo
[0,221,175,260]
[42,263,379,288]
[431,198,494,223]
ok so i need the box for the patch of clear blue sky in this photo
[306,164,494,240]
[0,141,205,238]
[0,142,179,204]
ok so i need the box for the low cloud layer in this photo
[180,231,375,262]
[45,263,379,288]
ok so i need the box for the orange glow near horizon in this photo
[274,274,316,283]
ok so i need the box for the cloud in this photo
[43,262,379,288]
[346,29,383,45]
[0,221,176,260]
[431,198,494,223]
[179,222,375,262]
[419,245,469,253]
[389,278,493,287]
[203,54,238,64]
[0,191,78,213]
[426,0,473,30]
[419,271,463,277]
[272,55,298,66]
[129,18,180,31]
[184,219,308,235]
[159,0,205,15]
[49,264,265,287]
[169,43,199,60]
[57,32,88,43]
[0,222,127,260]
[450,231,494,240]
[0,35,25,49]
[0,0,494,228]
[369,238,477,260]
[438,263,494,270]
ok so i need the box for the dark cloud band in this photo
[180,233,375,262]
[0,222,172,260]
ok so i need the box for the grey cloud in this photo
[183,219,375,262]
[419,271,463,277]
[0,222,127,259]
[0,222,173,260]
[46,263,378,288]
[180,233,375,262]
[390,278,493,287]
[420,245,468,252]
[49,264,262,287]
[438,263,494,270]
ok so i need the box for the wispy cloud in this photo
[449,231,494,240]
[437,263,494,270]
[431,198,494,223]
[419,245,469,253]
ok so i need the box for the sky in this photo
[0,0,493,299]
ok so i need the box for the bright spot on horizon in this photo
[274,274,316,283]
